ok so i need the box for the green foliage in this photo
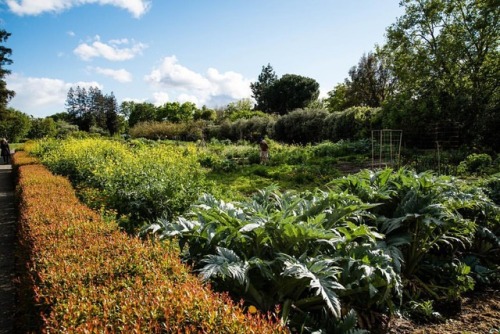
[268,74,320,115]
[129,120,206,141]
[146,187,401,332]
[0,29,15,109]
[324,107,382,142]
[457,153,493,175]
[28,117,57,139]
[205,116,275,142]
[330,168,499,301]
[407,300,443,323]
[273,108,329,144]
[27,138,209,231]
[339,52,395,108]
[0,107,32,142]
[250,63,278,113]
[326,83,350,112]
[381,0,500,149]
[66,86,120,134]
[311,140,371,158]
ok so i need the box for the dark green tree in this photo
[268,74,320,115]
[127,102,157,127]
[66,86,122,134]
[104,93,120,135]
[381,0,499,148]
[326,52,395,112]
[326,83,350,112]
[250,63,277,113]
[0,29,15,111]
[89,86,106,130]
[28,117,57,139]
[345,52,395,107]
[0,107,31,142]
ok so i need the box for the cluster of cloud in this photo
[90,66,132,83]
[74,36,148,61]
[6,73,102,116]
[145,56,252,107]
[7,55,254,117]
[5,0,151,18]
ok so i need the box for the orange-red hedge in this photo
[14,152,287,333]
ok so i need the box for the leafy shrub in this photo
[457,153,493,175]
[273,108,329,144]
[330,168,500,301]
[14,152,286,333]
[323,107,382,142]
[27,138,209,230]
[146,187,401,333]
[130,120,206,141]
[311,139,371,158]
[205,116,275,142]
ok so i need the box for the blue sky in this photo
[1,0,404,118]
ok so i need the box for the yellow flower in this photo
[248,305,258,314]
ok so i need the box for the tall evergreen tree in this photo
[250,63,277,113]
[105,93,120,135]
[0,29,15,112]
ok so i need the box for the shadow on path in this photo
[0,163,16,334]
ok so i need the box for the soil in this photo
[389,289,500,334]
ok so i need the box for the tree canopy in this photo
[250,63,277,113]
[251,65,320,115]
[381,0,499,147]
[66,86,122,134]
[0,29,15,112]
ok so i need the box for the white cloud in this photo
[6,0,151,18]
[92,66,132,82]
[152,92,169,106]
[145,56,211,91]
[74,35,147,61]
[145,56,253,106]
[6,73,102,117]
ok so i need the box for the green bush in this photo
[457,153,493,175]
[273,108,329,144]
[27,138,209,231]
[323,106,382,142]
[147,187,400,332]
[130,120,206,141]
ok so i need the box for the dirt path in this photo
[0,162,16,334]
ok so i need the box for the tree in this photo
[250,63,277,113]
[345,52,395,107]
[326,52,395,112]
[0,29,15,111]
[381,0,500,148]
[104,93,120,135]
[127,102,157,127]
[326,83,350,112]
[194,105,216,121]
[267,74,320,115]
[28,117,57,139]
[0,107,31,142]
[66,86,122,134]
[66,86,95,131]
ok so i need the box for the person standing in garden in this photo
[259,137,269,164]
[1,138,10,164]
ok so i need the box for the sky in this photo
[1,0,404,118]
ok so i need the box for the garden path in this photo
[0,162,16,334]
